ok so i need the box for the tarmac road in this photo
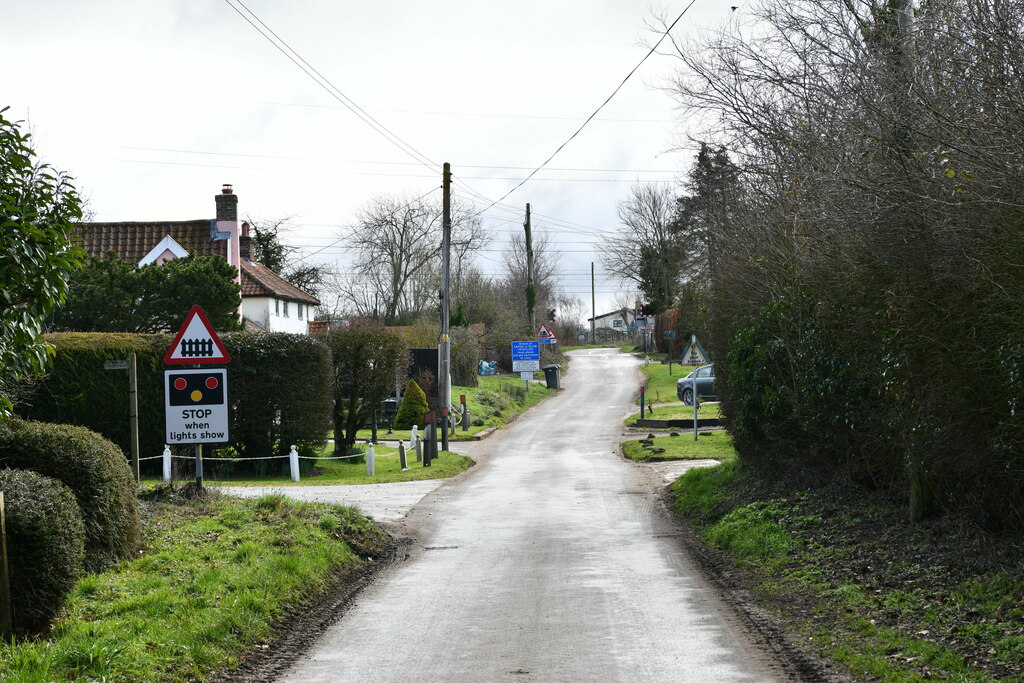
[280,349,785,682]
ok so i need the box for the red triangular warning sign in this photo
[164,305,231,365]
[537,323,554,338]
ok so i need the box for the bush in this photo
[0,468,86,635]
[395,379,429,430]
[17,331,334,479]
[224,332,333,473]
[0,419,139,572]
[16,333,171,473]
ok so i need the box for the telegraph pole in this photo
[591,262,596,343]
[524,203,535,336]
[439,163,452,452]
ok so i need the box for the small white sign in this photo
[165,369,229,444]
[512,359,541,372]
[520,371,534,381]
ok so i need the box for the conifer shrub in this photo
[0,468,86,635]
[0,419,139,572]
[394,379,429,430]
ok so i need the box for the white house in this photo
[587,308,636,333]
[76,186,320,333]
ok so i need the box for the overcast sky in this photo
[6,0,731,320]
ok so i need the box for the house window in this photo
[613,319,623,327]
[283,301,290,318]
[274,299,280,316]
[298,304,304,320]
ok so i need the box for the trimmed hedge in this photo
[17,332,334,477]
[0,468,86,635]
[225,332,333,473]
[0,420,139,572]
[16,333,171,472]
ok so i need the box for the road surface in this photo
[281,348,785,682]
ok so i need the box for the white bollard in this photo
[289,444,300,482]
[366,443,376,476]
[162,444,172,482]
[409,425,418,450]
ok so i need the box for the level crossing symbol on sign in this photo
[163,305,232,365]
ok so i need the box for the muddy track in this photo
[212,535,411,683]
[656,484,850,683]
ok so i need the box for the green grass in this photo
[622,430,736,462]
[0,493,389,682]
[357,375,554,441]
[638,361,696,405]
[204,447,473,487]
[670,463,1024,681]
[627,401,720,425]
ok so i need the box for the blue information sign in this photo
[511,341,541,361]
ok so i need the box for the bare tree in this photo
[339,194,483,324]
[501,231,561,335]
[600,184,685,313]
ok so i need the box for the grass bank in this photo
[0,490,390,681]
[671,463,1024,681]
[356,374,555,442]
[637,360,695,405]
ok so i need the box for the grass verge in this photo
[627,401,720,425]
[622,430,736,462]
[0,490,390,682]
[356,374,555,442]
[206,449,473,487]
[671,463,1024,681]
[637,360,695,405]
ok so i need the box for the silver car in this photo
[677,364,716,405]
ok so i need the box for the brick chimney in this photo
[240,221,252,261]
[215,184,237,222]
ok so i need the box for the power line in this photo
[112,157,674,184]
[118,146,677,174]
[471,0,700,215]
[223,0,438,173]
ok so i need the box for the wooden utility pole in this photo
[0,492,11,638]
[524,204,535,336]
[128,352,140,482]
[439,163,452,453]
[590,262,596,343]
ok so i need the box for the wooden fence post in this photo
[0,491,13,638]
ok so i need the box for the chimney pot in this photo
[222,184,234,194]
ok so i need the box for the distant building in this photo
[76,185,319,333]
[587,308,635,337]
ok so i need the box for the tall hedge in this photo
[17,332,334,476]
[224,332,332,468]
[0,419,139,572]
[16,333,171,471]
[0,468,86,635]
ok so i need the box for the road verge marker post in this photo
[289,445,300,482]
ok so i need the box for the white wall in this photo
[242,297,310,334]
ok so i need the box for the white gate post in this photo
[366,443,376,476]
[289,444,300,482]
[162,445,172,482]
